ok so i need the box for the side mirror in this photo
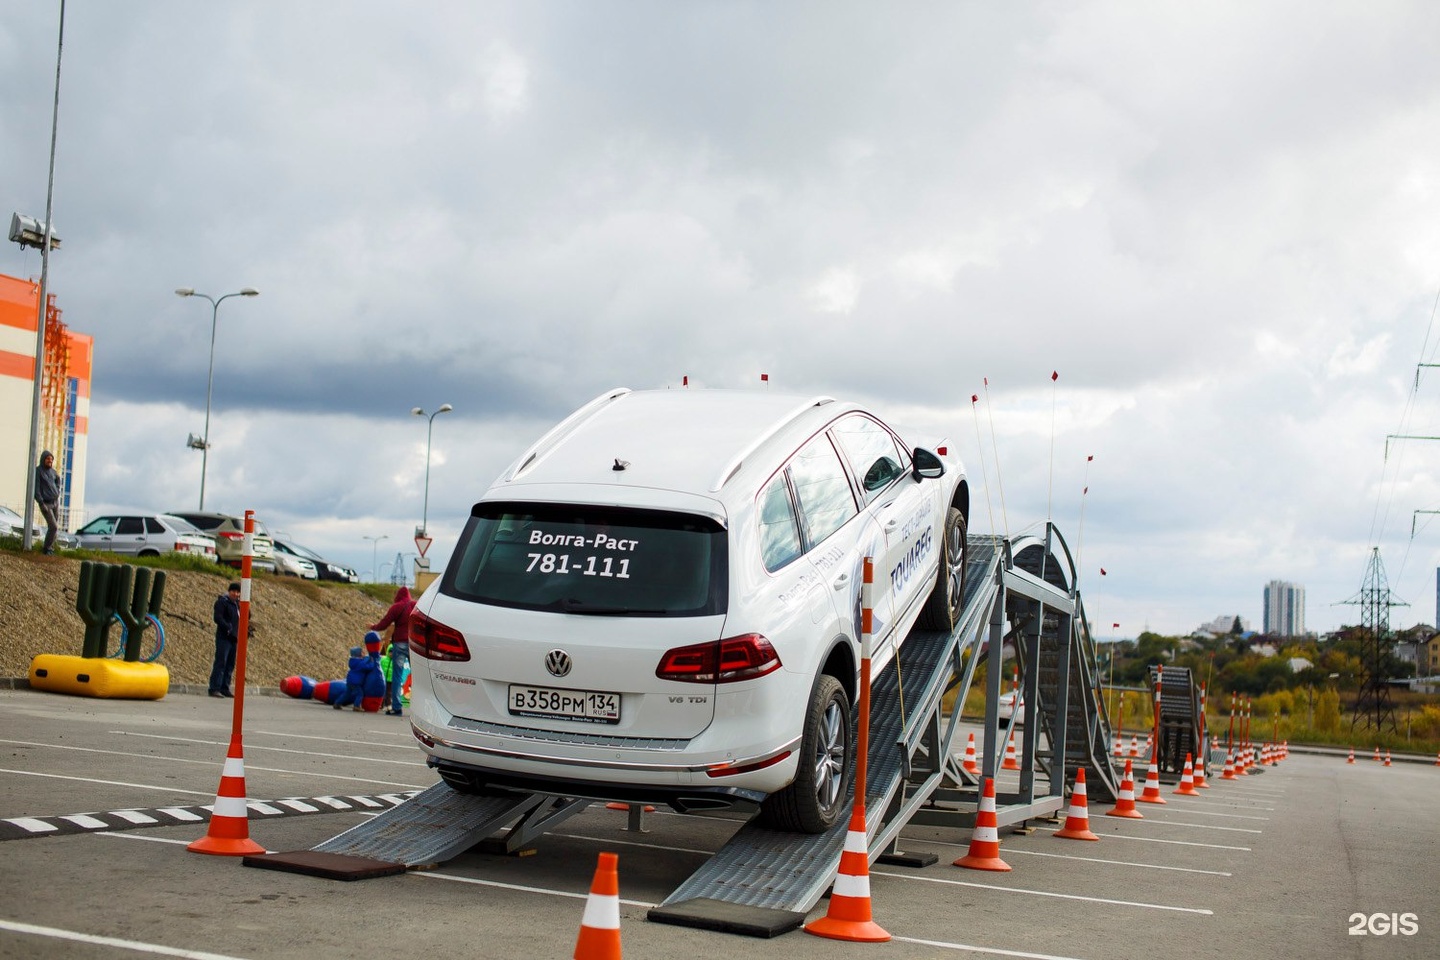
[912,447,945,480]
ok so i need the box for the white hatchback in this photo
[409,388,970,832]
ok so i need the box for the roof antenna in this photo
[612,459,629,471]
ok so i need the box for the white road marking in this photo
[873,870,1213,914]
[114,732,428,767]
[1032,826,1250,851]
[0,767,213,798]
[892,936,1090,959]
[414,870,658,908]
[0,918,251,959]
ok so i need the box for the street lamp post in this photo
[411,403,453,536]
[175,287,259,510]
[363,534,389,584]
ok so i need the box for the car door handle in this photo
[885,519,899,532]
[832,572,850,591]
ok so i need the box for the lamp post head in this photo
[174,288,195,297]
[438,403,453,414]
[411,407,424,416]
[239,288,259,297]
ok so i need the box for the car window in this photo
[116,517,145,535]
[144,518,166,534]
[162,515,203,534]
[788,434,857,548]
[179,515,220,531]
[758,473,804,572]
[832,415,909,502]
[80,517,116,535]
[446,503,726,617]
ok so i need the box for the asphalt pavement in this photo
[0,687,1436,960]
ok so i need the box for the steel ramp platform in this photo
[247,782,591,877]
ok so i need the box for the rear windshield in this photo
[443,503,727,617]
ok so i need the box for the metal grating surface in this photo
[311,782,546,867]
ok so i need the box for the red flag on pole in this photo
[760,373,769,382]
[1112,623,1120,629]
[1100,568,1107,575]
[1083,486,1088,495]
[1087,455,1093,462]
[971,394,978,403]
[1051,370,1058,381]
[682,375,688,387]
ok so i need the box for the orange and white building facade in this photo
[1,271,90,528]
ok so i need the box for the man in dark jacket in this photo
[33,451,61,554]
[209,582,241,698]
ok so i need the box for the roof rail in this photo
[709,396,835,492]
[504,388,631,482]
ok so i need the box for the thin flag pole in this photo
[982,378,1009,536]
[1046,370,1059,521]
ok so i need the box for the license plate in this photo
[508,684,620,725]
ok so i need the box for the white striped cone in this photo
[961,732,979,775]
[1384,750,1392,767]
[1106,758,1144,819]
[1193,750,1209,789]
[1372,746,1382,762]
[1054,768,1099,840]
[954,777,1011,871]
[573,852,622,960]
[188,740,264,856]
[1001,731,1021,771]
[1129,736,1139,758]
[1347,747,1355,764]
[1221,748,1237,780]
[1137,752,1167,804]
[1113,735,1123,757]
[1174,753,1200,796]
[804,804,890,942]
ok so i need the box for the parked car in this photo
[74,513,218,560]
[410,387,970,833]
[0,504,79,549]
[270,540,318,579]
[166,511,276,572]
[997,689,1025,721]
[274,539,358,583]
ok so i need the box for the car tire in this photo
[138,550,159,558]
[759,673,850,833]
[918,507,967,631]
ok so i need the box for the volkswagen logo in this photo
[545,649,572,678]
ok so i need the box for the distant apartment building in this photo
[0,272,91,528]
[1263,580,1305,637]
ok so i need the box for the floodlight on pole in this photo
[412,403,453,537]
[363,534,390,583]
[175,287,259,509]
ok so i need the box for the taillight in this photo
[411,610,470,662]
[218,531,243,541]
[655,634,781,684]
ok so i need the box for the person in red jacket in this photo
[369,586,415,716]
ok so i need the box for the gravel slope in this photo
[0,551,389,691]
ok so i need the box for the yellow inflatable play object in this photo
[29,654,169,700]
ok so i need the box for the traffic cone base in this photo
[573,852,622,960]
[1137,756,1167,804]
[805,806,890,942]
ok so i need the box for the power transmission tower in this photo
[1339,548,1407,733]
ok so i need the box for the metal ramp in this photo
[1010,534,1121,802]
[1148,665,1200,778]
[651,525,1106,936]
[247,784,592,877]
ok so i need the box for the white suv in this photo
[409,388,969,832]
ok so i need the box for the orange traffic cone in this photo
[1001,731,1021,771]
[1113,735,1122,757]
[188,737,265,856]
[1054,768,1099,840]
[961,732,980,775]
[573,852,623,960]
[1347,747,1355,764]
[804,802,890,942]
[1373,746,1381,762]
[1193,751,1209,789]
[1106,758,1144,819]
[1384,750,1392,767]
[1129,736,1139,758]
[954,777,1011,871]
[1174,753,1200,796]
[1137,753,1167,804]
[1221,748,1237,780]
[1433,751,1439,766]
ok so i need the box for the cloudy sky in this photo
[6,1,1440,637]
